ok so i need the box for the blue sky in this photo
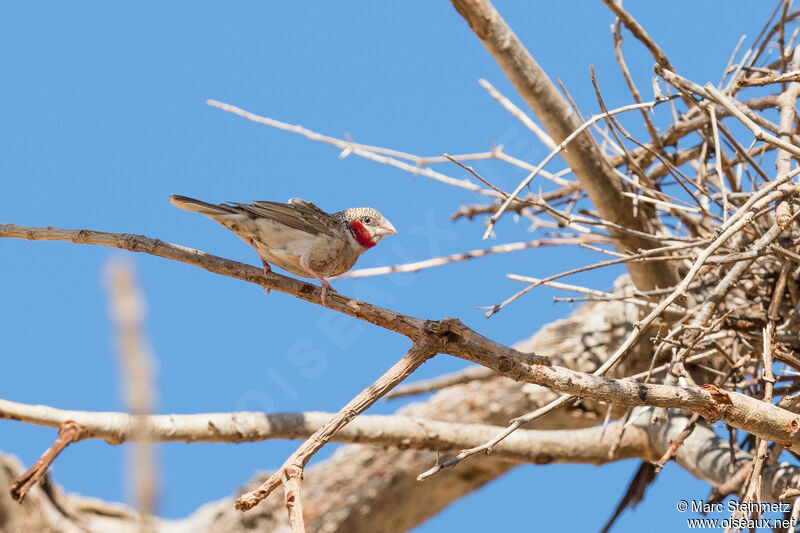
[0,1,776,531]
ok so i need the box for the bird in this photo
[169,195,397,305]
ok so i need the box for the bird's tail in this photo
[169,195,236,216]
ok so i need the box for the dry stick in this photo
[9,420,84,502]
[619,189,702,214]
[495,181,792,319]
[417,148,571,187]
[106,261,157,532]
[719,35,747,89]
[207,99,571,192]
[606,406,634,460]
[722,47,752,96]
[588,68,650,193]
[771,244,800,264]
[234,343,435,511]
[580,241,628,258]
[588,69,645,227]
[739,70,800,87]
[443,153,508,196]
[774,46,800,232]
[748,0,788,67]
[532,203,691,244]
[601,0,701,112]
[593,93,721,218]
[0,398,659,466]
[590,71,720,225]
[451,0,678,292]
[778,0,791,73]
[478,78,556,151]
[481,99,663,240]
[716,138,748,193]
[450,183,581,220]
[587,68,708,236]
[712,462,755,503]
[612,18,662,151]
[488,239,709,317]
[737,45,800,515]
[505,275,688,315]
[491,150,576,186]
[0,224,429,340]
[282,466,304,533]
[716,122,772,184]
[4,219,800,488]
[206,100,499,199]
[7,223,800,492]
[703,84,800,159]
[737,322,776,518]
[709,106,729,221]
[658,67,800,148]
[652,414,701,472]
[601,0,674,72]
[694,224,789,331]
[337,237,609,279]
[608,94,780,174]
[386,365,495,399]
[419,173,797,479]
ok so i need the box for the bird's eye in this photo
[361,216,372,224]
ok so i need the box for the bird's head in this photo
[341,207,397,249]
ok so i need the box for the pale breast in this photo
[241,217,364,278]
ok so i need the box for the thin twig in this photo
[9,420,84,502]
[385,365,496,399]
[652,414,700,472]
[422,171,796,477]
[206,99,501,198]
[337,237,609,279]
[234,342,435,511]
[478,78,556,150]
[482,99,665,240]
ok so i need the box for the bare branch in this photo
[450,0,679,291]
[337,237,609,279]
[9,421,84,503]
[206,99,501,199]
[234,343,435,511]
[478,78,556,150]
[386,366,495,399]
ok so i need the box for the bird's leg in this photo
[250,238,272,296]
[261,259,272,296]
[299,256,334,306]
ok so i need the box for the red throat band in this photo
[349,220,376,248]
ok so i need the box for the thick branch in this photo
[450,0,678,290]
[0,399,650,466]
[4,225,800,457]
[0,224,428,339]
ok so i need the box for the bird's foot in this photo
[299,257,334,306]
[319,278,335,307]
[261,260,272,296]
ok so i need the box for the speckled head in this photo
[339,207,397,249]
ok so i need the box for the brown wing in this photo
[227,199,336,237]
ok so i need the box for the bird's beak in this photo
[375,219,397,236]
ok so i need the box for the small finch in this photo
[169,195,397,305]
